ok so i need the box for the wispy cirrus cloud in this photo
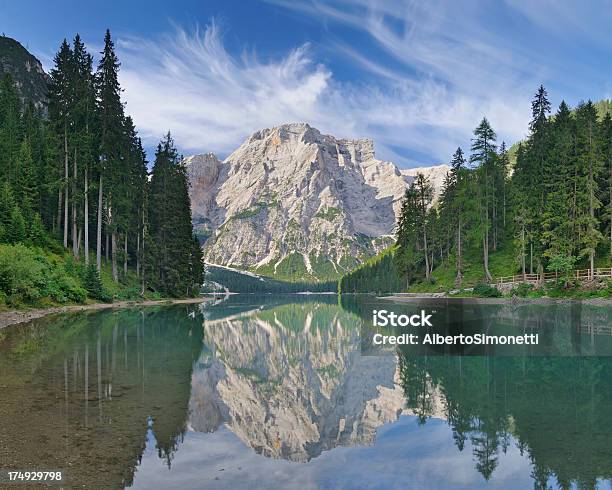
[117,19,528,166]
[115,1,611,166]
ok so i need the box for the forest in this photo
[341,88,611,295]
[0,31,203,306]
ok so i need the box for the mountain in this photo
[0,36,50,111]
[186,123,448,282]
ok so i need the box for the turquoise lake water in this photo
[1,295,611,489]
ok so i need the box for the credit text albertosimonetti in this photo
[371,309,539,346]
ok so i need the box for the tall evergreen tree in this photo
[96,29,124,277]
[470,118,497,282]
[147,133,203,296]
[0,74,22,185]
[48,39,74,248]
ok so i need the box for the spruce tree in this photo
[97,29,124,277]
[575,101,604,277]
[470,118,497,282]
[147,133,201,296]
[48,39,74,248]
[0,74,22,185]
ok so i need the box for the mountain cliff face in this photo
[0,36,49,111]
[186,123,448,281]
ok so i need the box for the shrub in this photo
[510,282,533,297]
[0,244,87,306]
[473,282,502,298]
[83,263,111,302]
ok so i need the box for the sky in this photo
[3,0,612,167]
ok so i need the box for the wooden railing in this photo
[495,268,612,286]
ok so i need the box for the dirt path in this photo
[0,297,211,330]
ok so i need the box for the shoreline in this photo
[0,297,211,330]
[379,294,612,306]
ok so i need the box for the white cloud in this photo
[116,14,532,167]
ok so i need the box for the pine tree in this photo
[395,184,422,288]
[14,139,37,221]
[0,182,16,241]
[147,133,201,296]
[575,101,604,277]
[470,118,497,282]
[541,101,575,260]
[97,29,124,277]
[0,74,22,185]
[48,39,74,248]
[600,111,612,256]
[7,206,26,243]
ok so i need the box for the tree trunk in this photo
[529,241,533,275]
[136,232,140,277]
[63,132,69,249]
[84,163,89,265]
[456,218,462,286]
[56,188,62,233]
[483,206,492,282]
[521,225,526,280]
[72,148,78,258]
[77,226,82,256]
[423,229,430,279]
[140,227,145,296]
[111,230,118,282]
[588,128,595,280]
[96,174,103,271]
[124,233,128,276]
[483,233,492,282]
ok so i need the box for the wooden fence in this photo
[495,268,612,286]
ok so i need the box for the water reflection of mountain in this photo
[189,298,426,462]
[0,306,204,489]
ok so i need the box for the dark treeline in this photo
[339,247,403,293]
[0,30,202,299]
[205,265,337,293]
[349,87,611,292]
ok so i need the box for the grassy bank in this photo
[406,244,611,299]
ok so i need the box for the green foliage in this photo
[340,247,403,293]
[146,133,203,297]
[345,86,611,297]
[473,282,502,298]
[0,31,201,304]
[314,206,341,221]
[0,244,87,305]
[82,262,110,302]
[509,282,534,297]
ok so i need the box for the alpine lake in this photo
[1,295,612,489]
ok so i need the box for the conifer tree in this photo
[0,74,22,185]
[575,101,604,277]
[470,118,497,282]
[600,111,612,256]
[147,133,203,296]
[48,39,74,248]
[97,29,124,278]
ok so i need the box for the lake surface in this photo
[1,295,612,489]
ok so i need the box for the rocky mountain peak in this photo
[186,124,449,282]
[0,36,50,111]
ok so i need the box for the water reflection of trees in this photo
[0,306,204,488]
[398,354,612,488]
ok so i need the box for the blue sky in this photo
[3,0,612,167]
